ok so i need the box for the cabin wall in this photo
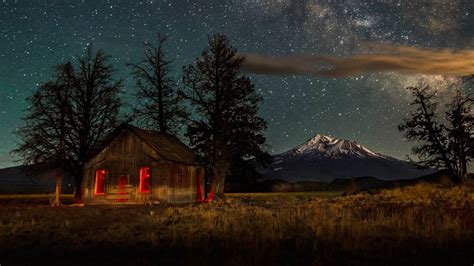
[153,161,197,203]
[83,131,199,205]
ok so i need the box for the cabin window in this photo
[139,167,151,193]
[94,170,106,195]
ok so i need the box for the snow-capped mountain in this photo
[283,134,385,159]
[258,134,433,182]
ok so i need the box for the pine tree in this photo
[128,34,186,133]
[180,34,270,199]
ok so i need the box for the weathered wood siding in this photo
[152,161,197,203]
[83,130,199,205]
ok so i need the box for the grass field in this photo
[0,184,473,266]
[226,191,341,198]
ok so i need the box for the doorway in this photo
[116,174,129,203]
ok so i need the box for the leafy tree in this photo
[180,34,270,199]
[128,34,186,133]
[15,46,123,203]
[399,86,473,183]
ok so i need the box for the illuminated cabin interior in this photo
[83,124,202,204]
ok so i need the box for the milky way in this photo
[0,0,473,168]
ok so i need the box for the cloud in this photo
[241,45,474,77]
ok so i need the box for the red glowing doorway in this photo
[117,174,129,203]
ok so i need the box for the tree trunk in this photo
[73,174,83,204]
[51,173,63,207]
[460,160,467,183]
[158,85,165,133]
[212,166,225,200]
[204,166,209,197]
[216,174,225,199]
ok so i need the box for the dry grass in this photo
[0,183,473,266]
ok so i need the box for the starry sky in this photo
[1,0,473,168]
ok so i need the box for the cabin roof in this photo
[94,124,197,165]
[125,125,197,165]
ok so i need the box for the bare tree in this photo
[15,46,123,203]
[445,90,474,182]
[399,86,473,183]
[14,63,75,206]
[128,34,186,133]
[67,47,123,202]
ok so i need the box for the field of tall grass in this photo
[0,183,473,266]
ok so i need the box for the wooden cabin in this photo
[83,124,202,205]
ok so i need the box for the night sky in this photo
[1,0,473,168]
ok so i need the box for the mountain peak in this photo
[260,133,432,182]
[286,133,384,159]
[307,133,336,144]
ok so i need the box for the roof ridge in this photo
[123,124,197,165]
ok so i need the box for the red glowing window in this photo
[94,170,106,195]
[139,167,151,193]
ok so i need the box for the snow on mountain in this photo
[258,134,433,182]
[282,134,385,159]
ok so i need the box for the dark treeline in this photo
[13,34,271,204]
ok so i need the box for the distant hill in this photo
[1,164,465,195]
[258,133,434,182]
[243,170,461,193]
[0,165,73,194]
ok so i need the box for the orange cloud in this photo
[241,45,474,77]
